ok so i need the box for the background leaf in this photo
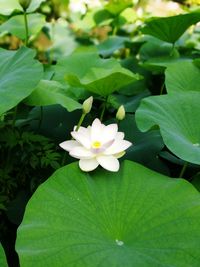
[17,161,200,267]
[141,12,200,44]
[0,0,22,16]
[53,52,140,97]
[26,0,46,13]
[0,13,46,40]
[25,80,82,112]
[97,36,129,57]
[135,92,200,164]
[0,0,46,15]
[0,46,43,116]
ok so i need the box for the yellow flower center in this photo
[92,141,101,149]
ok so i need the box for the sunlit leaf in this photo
[0,0,46,15]
[0,0,22,15]
[105,0,132,15]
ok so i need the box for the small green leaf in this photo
[0,46,43,116]
[135,92,200,164]
[141,12,200,44]
[25,80,82,112]
[53,52,140,96]
[17,161,200,267]
[0,13,46,40]
[165,60,200,93]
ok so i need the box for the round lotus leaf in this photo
[17,161,200,267]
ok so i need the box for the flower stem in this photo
[112,26,117,36]
[24,11,29,46]
[75,113,86,132]
[170,42,175,57]
[49,19,55,64]
[100,97,107,122]
[179,161,188,178]
[160,82,165,95]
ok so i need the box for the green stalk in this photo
[160,82,165,95]
[179,162,188,178]
[170,42,175,57]
[75,113,86,132]
[112,26,117,36]
[24,11,29,46]
[100,97,107,122]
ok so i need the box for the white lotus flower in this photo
[60,118,132,172]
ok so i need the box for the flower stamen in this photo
[92,141,101,149]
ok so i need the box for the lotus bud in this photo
[19,0,31,10]
[116,105,125,121]
[82,96,93,114]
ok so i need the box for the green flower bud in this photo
[19,0,31,10]
[82,96,93,114]
[116,105,125,121]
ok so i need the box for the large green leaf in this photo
[141,12,200,44]
[0,0,46,15]
[0,244,8,267]
[135,92,200,165]
[0,46,43,116]
[25,80,82,112]
[165,61,200,93]
[17,161,200,267]
[53,52,140,96]
[0,13,46,40]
